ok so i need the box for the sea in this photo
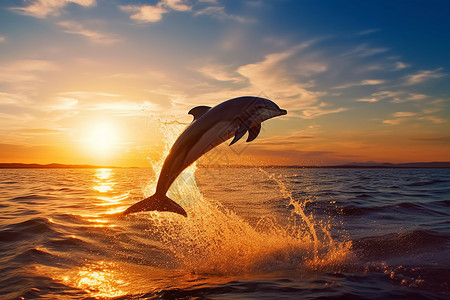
[0,165,449,300]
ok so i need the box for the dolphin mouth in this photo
[279,109,287,115]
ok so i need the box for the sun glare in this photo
[83,122,120,158]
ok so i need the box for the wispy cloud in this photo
[120,0,192,23]
[51,91,162,116]
[355,28,380,36]
[419,116,446,124]
[120,4,168,23]
[190,41,344,118]
[197,63,245,83]
[164,0,192,11]
[357,91,429,103]
[120,0,249,24]
[343,43,389,57]
[405,68,445,85]
[0,92,29,105]
[383,110,446,125]
[0,36,5,42]
[395,61,409,70]
[333,79,385,89]
[393,111,418,117]
[194,5,248,23]
[0,60,57,83]
[10,0,96,18]
[236,42,333,113]
[410,136,450,144]
[382,119,404,125]
[58,21,119,44]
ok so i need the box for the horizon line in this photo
[1,162,450,169]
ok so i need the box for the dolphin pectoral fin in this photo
[246,123,261,142]
[230,127,247,145]
[188,106,211,122]
[122,194,187,217]
[230,120,253,146]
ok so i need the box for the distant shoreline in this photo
[1,162,449,169]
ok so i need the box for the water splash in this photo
[137,120,351,275]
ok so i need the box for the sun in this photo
[83,121,120,157]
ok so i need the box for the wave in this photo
[10,194,49,202]
[333,200,450,217]
[352,229,450,259]
[406,179,448,187]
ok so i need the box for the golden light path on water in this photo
[43,121,352,298]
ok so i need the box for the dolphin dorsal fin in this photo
[188,106,211,121]
[246,123,261,142]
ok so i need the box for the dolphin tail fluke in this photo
[122,194,187,217]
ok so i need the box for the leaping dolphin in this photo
[123,96,287,217]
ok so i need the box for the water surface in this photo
[0,167,449,299]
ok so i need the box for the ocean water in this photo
[0,165,449,300]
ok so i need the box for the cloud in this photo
[164,0,192,11]
[197,63,246,83]
[419,116,446,124]
[194,5,248,23]
[382,119,403,125]
[236,42,336,114]
[120,0,250,24]
[355,29,380,36]
[0,36,5,43]
[120,4,168,23]
[357,97,379,103]
[58,21,119,44]
[120,0,192,23]
[394,61,409,70]
[405,68,445,85]
[393,112,417,117]
[410,136,450,144]
[342,43,389,57]
[299,107,347,119]
[10,0,96,18]
[383,110,446,126]
[190,42,343,118]
[50,91,163,116]
[357,91,429,103]
[0,92,29,105]
[333,79,385,89]
[0,60,57,83]
[391,93,428,103]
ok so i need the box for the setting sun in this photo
[83,122,120,158]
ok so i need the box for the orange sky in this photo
[1,0,449,166]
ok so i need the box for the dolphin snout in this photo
[279,109,287,115]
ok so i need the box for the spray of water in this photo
[139,119,352,275]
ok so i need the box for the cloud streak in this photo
[357,91,429,103]
[10,0,96,18]
[58,21,119,44]
[405,68,445,85]
[333,79,385,89]
[0,60,57,83]
[120,0,249,24]
[236,42,332,112]
[120,0,192,23]
[194,5,248,23]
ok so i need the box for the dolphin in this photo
[122,96,287,217]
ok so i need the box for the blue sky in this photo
[0,0,449,166]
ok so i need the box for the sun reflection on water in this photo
[79,168,128,227]
[92,168,115,193]
[61,261,128,298]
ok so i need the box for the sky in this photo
[0,0,449,167]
